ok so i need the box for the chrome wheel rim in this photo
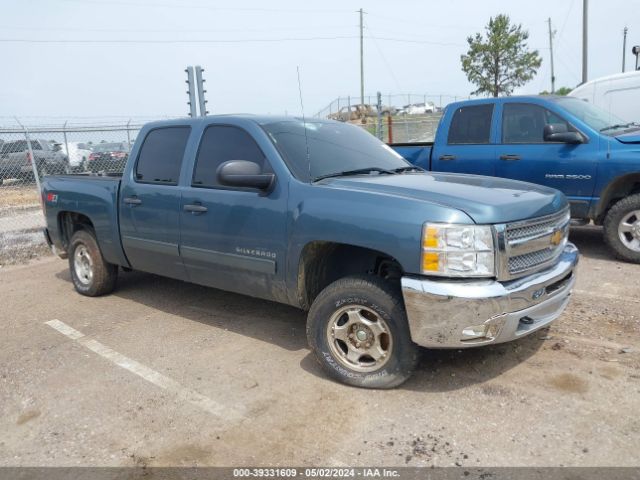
[618,210,640,252]
[326,305,393,373]
[74,244,94,285]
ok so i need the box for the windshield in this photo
[262,120,409,182]
[551,97,631,134]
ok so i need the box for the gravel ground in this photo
[0,226,638,467]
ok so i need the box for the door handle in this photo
[439,154,456,161]
[183,204,208,214]
[500,154,521,161]
[123,196,142,206]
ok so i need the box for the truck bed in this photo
[389,142,433,170]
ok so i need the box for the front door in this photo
[179,125,288,303]
[119,126,191,280]
[495,103,598,218]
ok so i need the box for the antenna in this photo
[296,66,312,183]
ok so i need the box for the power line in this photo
[0,36,359,44]
[60,0,350,13]
[0,35,467,46]
[363,24,403,92]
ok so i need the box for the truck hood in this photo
[321,172,567,224]
[615,131,640,144]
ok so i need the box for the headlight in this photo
[421,223,495,277]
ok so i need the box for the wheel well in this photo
[595,174,640,224]
[297,241,403,310]
[58,211,95,250]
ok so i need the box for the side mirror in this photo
[217,160,275,190]
[543,123,583,144]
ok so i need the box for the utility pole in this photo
[582,0,588,84]
[548,18,556,94]
[622,27,628,73]
[185,66,197,117]
[195,65,209,116]
[359,8,364,109]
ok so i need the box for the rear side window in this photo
[447,104,494,144]
[192,125,267,188]
[135,127,190,185]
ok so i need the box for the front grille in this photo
[508,248,556,274]
[501,208,570,279]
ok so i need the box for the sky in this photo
[0,0,638,123]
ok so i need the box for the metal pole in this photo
[62,121,71,174]
[582,0,588,84]
[126,119,132,147]
[195,65,208,116]
[22,127,42,194]
[387,114,393,144]
[376,91,383,140]
[548,18,556,93]
[185,67,197,117]
[359,8,364,109]
[622,27,628,73]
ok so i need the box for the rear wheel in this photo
[307,275,420,389]
[603,194,640,263]
[68,229,118,296]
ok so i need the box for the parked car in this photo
[570,70,640,123]
[42,116,578,388]
[59,142,93,172]
[398,102,436,115]
[0,139,68,184]
[390,95,640,262]
[87,142,130,173]
[328,104,377,122]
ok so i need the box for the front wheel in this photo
[68,229,118,296]
[603,193,640,263]
[306,275,420,389]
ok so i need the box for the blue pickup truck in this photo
[392,95,640,262]
[42,116,578,388]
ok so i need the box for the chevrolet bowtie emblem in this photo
[550,229,563,246]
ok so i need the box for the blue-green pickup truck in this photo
[41,116,578,388]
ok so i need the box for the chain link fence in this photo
[0,122,142,265]
[314,93,458,143]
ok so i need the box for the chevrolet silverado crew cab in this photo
[392,96,640,263]
[42,116,578,388]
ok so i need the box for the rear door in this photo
[119,126,191,280]
[431,103,496,175]
[179,124,288,302]
[494,102,598,218]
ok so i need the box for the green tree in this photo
[461,14,542,97]
[540,86,573,96]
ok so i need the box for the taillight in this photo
[112,152,126,158]
[89,153,97,161]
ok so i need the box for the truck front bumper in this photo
[401,243,579,348]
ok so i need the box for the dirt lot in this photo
[0,226,638,467]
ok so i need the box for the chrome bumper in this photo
[401,243,579,348]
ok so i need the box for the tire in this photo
[68,229,118,296]
[603,193,640,263]
[306,275,420,389]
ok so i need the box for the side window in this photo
[447,104,493,144]
[135,127,190,185]
[192,125,268,188]
[502,104,571,144]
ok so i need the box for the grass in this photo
[0,183,40,210]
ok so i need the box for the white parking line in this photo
[45,319,245,420]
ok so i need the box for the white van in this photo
[570,70,640,123]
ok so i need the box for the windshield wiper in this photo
[313,167,397,182]
[600,122,639,132]
[392,166,425,173]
